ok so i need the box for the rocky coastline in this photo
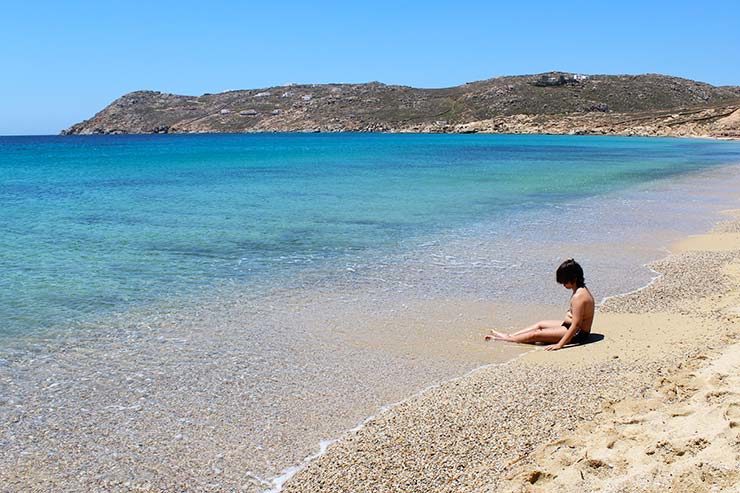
[62,72,740,139]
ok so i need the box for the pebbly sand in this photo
[281,213,740,492]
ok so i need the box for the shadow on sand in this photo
[574,332,605,346]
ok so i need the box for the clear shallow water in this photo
[3,133,740,338]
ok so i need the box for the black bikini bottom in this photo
[562,322,590,344]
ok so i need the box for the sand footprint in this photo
[539,438,582,467]
[705,389,734,404]
[678,437,709,456]
[604,429,624,449]
[644,440,680,464]
[689,461,740,491]
[668,405,694,417]
[524,469,555,485]
[645,437,709,464]
[723,401,740,428]
[706,371,728,387]
[615,416,644,426]
[565,455,618,482]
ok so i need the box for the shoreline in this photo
[279,215,740,490]
[263,250,667,490]
[262,336,540,492]
[47,129,740,142]
[261,177,739,491]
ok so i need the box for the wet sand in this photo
[281,212,740,492]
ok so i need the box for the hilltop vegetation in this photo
[62,72,740,138]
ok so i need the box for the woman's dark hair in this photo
[556,258,585,287]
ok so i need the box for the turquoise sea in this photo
[4,133,740,488]
[3,133,740,339]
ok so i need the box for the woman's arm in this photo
[546,295,585,351]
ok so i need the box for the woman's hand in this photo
[545,344,564,351]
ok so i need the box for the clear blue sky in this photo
[2,0,739,135]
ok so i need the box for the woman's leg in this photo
[486,320,562,340]
[496,326,568,345]
[509,320,563,336]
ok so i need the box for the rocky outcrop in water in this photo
[62,72,740,138]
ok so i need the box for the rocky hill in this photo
[62,72,740,138]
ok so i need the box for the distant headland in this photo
[62,72,740,138]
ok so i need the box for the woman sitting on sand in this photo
[486,259,594,351]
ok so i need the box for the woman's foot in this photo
[485,329,511,341]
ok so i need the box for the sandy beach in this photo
[281,212,740,492]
